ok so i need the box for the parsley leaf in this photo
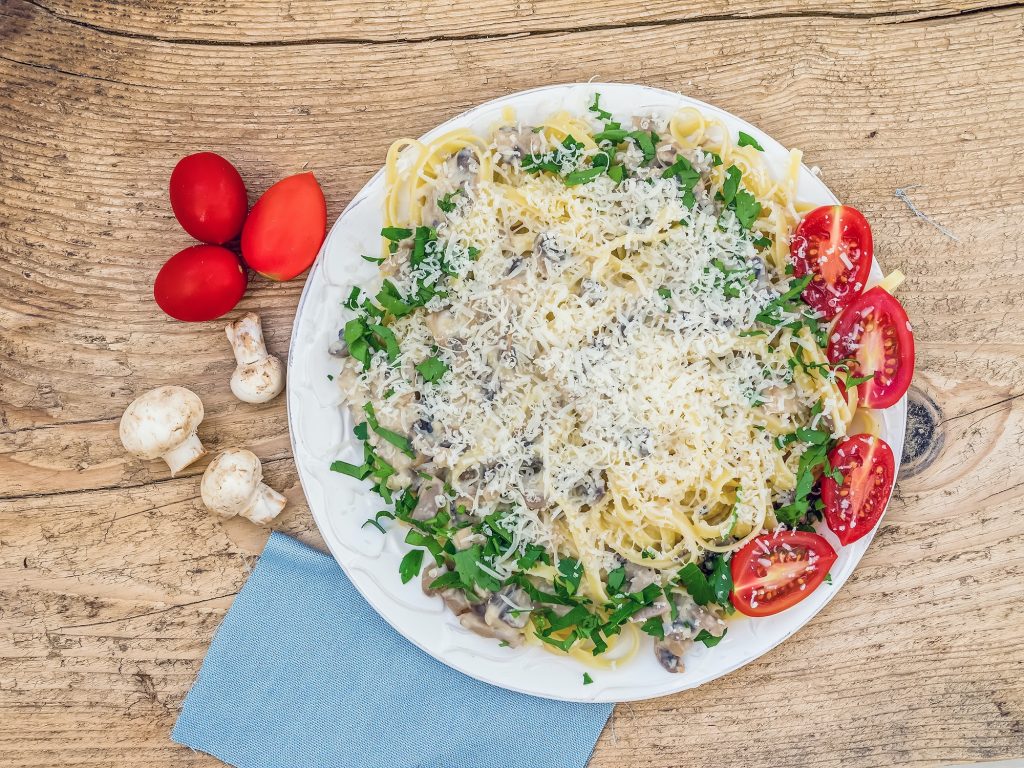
[733,190,762,230]
[517,543,547,570]
[330,459,369,480]
[737,131,765,151]
[381,227,412,241]
[640,616,665,640]
[437,190,462,213]
[709,555,733,608]
[696,628,726,647]
[588,93,612,122]
[594,128,628,143]
[606,566,626,594]
[564,167,605,187]
[362,402,414,458]
[583,672,594,685]
[845,373,875,387]
[453,545,500,592]
[398,548,424,584]
[416,355,449,383]
[720,166,741,206]
[557,557,583,596]
[626,131,656,164]
[343,287,362,310]
[677,563,715,606]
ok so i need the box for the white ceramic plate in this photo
[287,82,907,703]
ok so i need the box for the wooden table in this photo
[2,1,1023,765]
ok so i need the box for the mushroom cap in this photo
[201,448,263,517]
[119,386,204,459]
[230,354,285,403]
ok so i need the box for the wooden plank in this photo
[1,2,1022,767]
[13,0,1002,43]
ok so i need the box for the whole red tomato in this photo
[154,245,248,322]
[170,152,248,244]
[241,172,326,281]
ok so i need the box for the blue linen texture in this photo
[173,532,613,768]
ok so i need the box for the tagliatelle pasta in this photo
[330,94,866,673]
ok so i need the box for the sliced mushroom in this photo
[534,232,567,260]
[493,126,544,163]
[518,457,547,510]
[460,606,525,646]
[421,565,476,615]
[655,635,689,674]
[411,475,446,521]
[624,562,659,594]
[452,526,485,550]
[653,592,725,673]
[484,585,533,630]
[654,139,680,167]
[455,148,479,175]
[571,469,607,505]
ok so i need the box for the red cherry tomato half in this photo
[828,286,915,409]
[241,172,327,281]
[730,530,837,617]
[169,152,248,245]
[822,434,895,546]
[154,245,248,322]
[791,205,873,320]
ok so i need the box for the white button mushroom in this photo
[119,385,206,476]
[200,448,287,525]
[225,312,285,404]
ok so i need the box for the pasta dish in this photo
[328,93,914,676]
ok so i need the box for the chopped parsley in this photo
[676,563,715,606]
[437,190,462,213]
[416,355,449,383]
[564,167,606,187]
[696,628,726,647]
[583,672,594,685]
[398,549,424,584]
[640,616,665,640]
[737,131,765,151]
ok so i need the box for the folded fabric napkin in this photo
[173,532,613,768]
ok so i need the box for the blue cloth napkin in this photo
[173,532,613,768]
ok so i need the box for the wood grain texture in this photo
[1,0,1023,765]
[14,0,1012,43]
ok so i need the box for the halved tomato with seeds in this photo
[828,286,914,409]
[730,530,837,617]
[822,434,895,546]
[791,205,873,320]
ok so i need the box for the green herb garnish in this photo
[737,132,764,151]
[696,628,726,647]
[399,549,424,584]
[564,167,606,187]
[416,355,449,383]
[640,616,665,640]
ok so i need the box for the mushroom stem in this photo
[162,433,205,476]
[226,313,285,404]
[247,483,288,525]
